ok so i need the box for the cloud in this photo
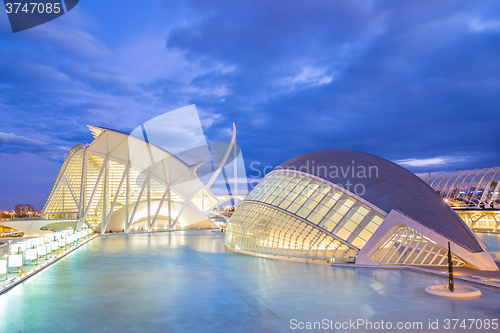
[2,0,500,209]
[0,19,237,152]
[280,66,335,90]
[395,157,465,167]
[0,132,69,161]
[469,18,500,33]
[198,107,224,129]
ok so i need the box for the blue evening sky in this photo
[1,0,500,211]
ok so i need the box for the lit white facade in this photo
[2,112,247,236]
[421,167,500,233]
[36,123,245,234]
[226,150,497,271]
[2,105,248,237]
[422,167,500,209]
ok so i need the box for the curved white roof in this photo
[277,149,483,253]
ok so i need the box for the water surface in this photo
[1,230,499,332]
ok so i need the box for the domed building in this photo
[225,149,497,271]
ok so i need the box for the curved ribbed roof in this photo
[87,125,189,167]
[422,167,500,209]
[42,144,85,213]
[276,149,483,253]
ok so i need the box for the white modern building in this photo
[422,167,500,232]
[422,167,500,210]
[225,149,498,271]
[1,107,247,237]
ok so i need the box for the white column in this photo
[125,168,129,232]
[147,171,151,231]
[233,130,238,206]
[101,157,108,234]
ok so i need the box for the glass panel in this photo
[303,197,319,211]
[271,196,284,206]
[341,196,355,208]
[293,178,311,194]
[315,204,330,217]
[296,207,311,219]
[288,202,302,214]
[318,185,331,196]
[342,220,358,232]
[364,221,378,233]
[356,205,370,217]
[372,215,384,225]
[283,181,298,192]
[321,219,337,232]
[279,199,292,209]
[309,188,327,203]
[331,201,350,216]
[283,190,300,204]
[308,212,323,224]
[293,193,308,206]
[320,190,341,208]
[344,202,369,221]
[276,187,290,199]
[302,180,320,197]
[271,187,284,196]
[350,237,366,249]
[357,229,373,243]
[348,210,374,243]
[320,211,344,228]
[335,227,351,240]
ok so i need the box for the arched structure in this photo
[421,167,500,209]
[225,150,497,271]
[455,210,500,232]
[31,124,245,235]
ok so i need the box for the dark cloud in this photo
[1,0,500,209]
[0,132,70,162]
[165,0,500,174]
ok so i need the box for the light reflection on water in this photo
[477,232,500,258]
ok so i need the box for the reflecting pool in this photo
[478,232,500,259]
[1,230,499,332]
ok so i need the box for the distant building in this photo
[15,204,35,215]
[421,167,500,209]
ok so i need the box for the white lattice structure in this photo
[372,227,466,266]
[455,210,500,233]
[422,167,500,209]
[36,123,245,234]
